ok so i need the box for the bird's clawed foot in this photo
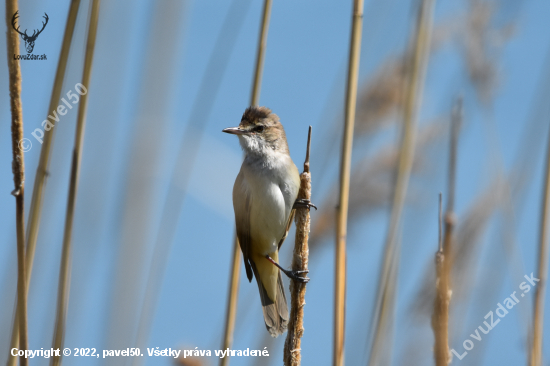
[265,255,310,283]
[282,268,310,283]
[293,198,317,211]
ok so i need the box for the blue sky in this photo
[1,0,550,365]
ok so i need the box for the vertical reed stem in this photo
[250,0,272,107]
[530,120,550,366]
[432,98,461,366]
[25,0,81,292]
[284,127,313,366]
[367,1,435,364]
[334,1,364,365]
[7,2,81,363]
[220,239,241,365]
[5,0,28,364]
[51,1,100,364]
[220,1,273,364]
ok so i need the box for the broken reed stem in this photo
[432,196,448,365]
[334,1,364,365]
[367,1,435,365]
[530,120,550,366]
[284,126,312,366]
[5,0,29,363]
[7,2,81,363]
[220,1,273,364]
[51,1,100,364]
[432,98,461,366]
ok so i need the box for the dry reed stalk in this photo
[220,1,273,364]
[51,1,100,364]
[530,124,550,366]
[283,127,312,366]
[5,0,28,364]
[334,1,364,365]
[431,192,449,365]
[367,1,435,364]
[219,238,241,363]
[7,2,81,362]
[24,0,81,291]
[250,0,272,106]
[432,98,461,365]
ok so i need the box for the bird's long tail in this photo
[251,261,288,337]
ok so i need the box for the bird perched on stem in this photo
[223,106,313,337]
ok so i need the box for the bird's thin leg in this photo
[265,255,309,283]
[293,198,317,210]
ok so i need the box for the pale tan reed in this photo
[334,1,365,365]
[284,127,312,366]
[432,98,461,366]
[50,1,100,364]
[530,121,550,366]
[5,0,28,364]
[7,2,81,364]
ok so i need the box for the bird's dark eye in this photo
[254,125,265,133]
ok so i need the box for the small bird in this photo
[223,106,310,337]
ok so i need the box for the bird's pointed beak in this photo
[222,127,248,135]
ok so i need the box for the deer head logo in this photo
[12,11,49,54]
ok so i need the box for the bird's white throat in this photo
[240,138,295,181]
[239,135,285,167]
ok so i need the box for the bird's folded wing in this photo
[277,208,295,250]
[234,170,254,282]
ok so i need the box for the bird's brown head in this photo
[223,106,289,156]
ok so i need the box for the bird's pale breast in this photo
[238,154,299,255]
